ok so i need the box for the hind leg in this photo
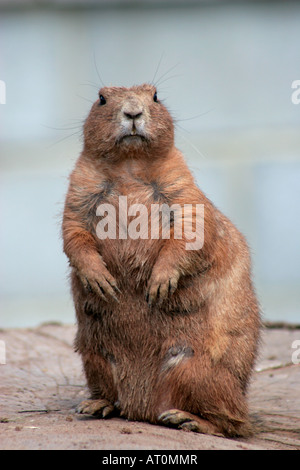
[76,351,118,418]
[72,273,119,418]
[153,354,252,438]
[158,409,223,436]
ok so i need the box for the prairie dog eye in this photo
[99,94,106,105]
[153,91,158,102]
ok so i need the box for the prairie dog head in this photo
[83,84,174,160]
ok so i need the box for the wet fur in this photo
[62,83,261,437]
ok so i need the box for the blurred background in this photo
[0,0,299,328]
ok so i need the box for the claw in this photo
[146,270,179,307]
[105,278,121,302]
[77,263,120,303]
[110,281,121,295]
[96,282,108,302]
[158,409,224,436]
[86,280,93,293]
[76,399,114,419]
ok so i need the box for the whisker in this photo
[177,109,214,122]
[151,52,165,86]
[156,73,183,87]
[42,124,83,131]
[79,82,100,89]
[93,50,106,87]
[65,118,86,124]
[176,128,207,161]
[49,130,83,147]
[76,94,94,104]
[154,63,181,87]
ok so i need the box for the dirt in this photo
[0,323,299,450]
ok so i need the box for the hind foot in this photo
[158,409,223,437]
[76,398,115,418]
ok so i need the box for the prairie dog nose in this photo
[123,109,143,120]
[122,100,143,121]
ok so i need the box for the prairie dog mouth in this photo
[118,133,147,144]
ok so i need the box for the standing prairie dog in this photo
[62,83,260,437]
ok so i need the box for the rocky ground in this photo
[0,323,299,450]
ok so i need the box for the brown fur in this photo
[62,83,261,437]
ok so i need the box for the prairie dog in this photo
[62,84,260,437]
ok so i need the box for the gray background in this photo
[0,0,299,327]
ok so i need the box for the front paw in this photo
[78,263,120,303]
[146,267,180,306]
